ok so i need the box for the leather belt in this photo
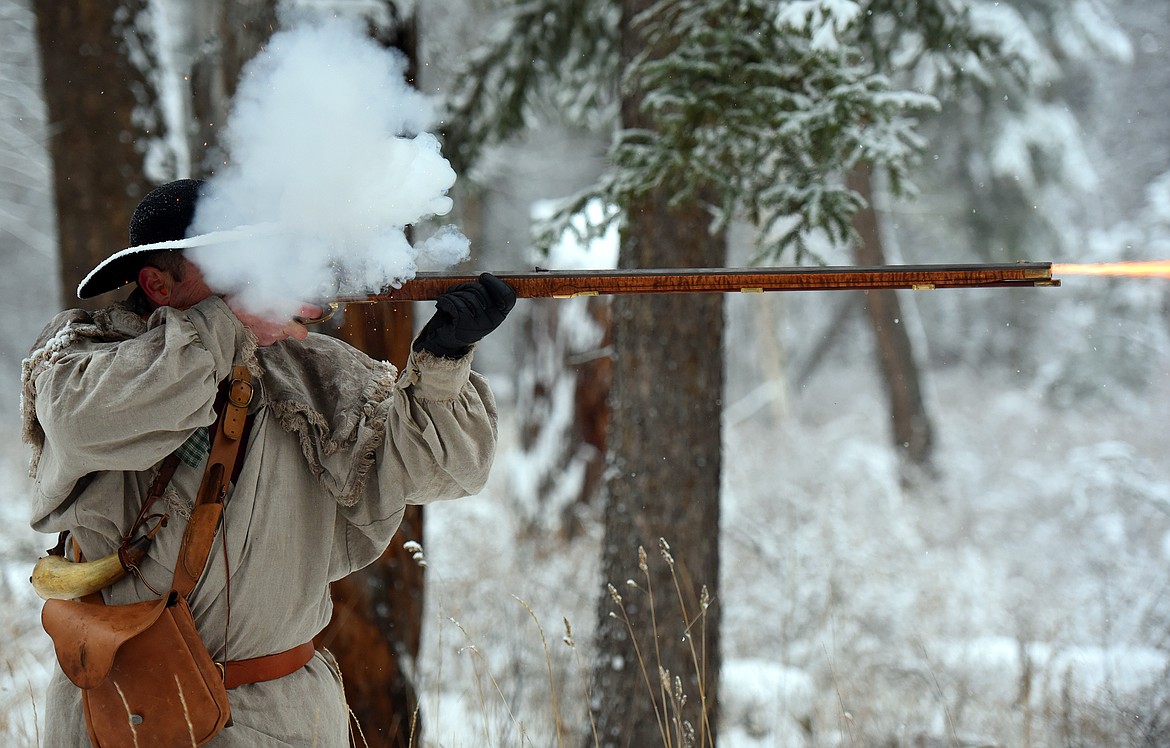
[219,642,316,689]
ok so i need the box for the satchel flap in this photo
[42,595,170,689]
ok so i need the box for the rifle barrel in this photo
[334,262,1057,303]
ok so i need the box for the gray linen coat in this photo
[22,295,499,746]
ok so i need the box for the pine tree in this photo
[443,0,1127,742]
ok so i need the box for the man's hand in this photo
[227,299,321,346]
[413,272,517,358]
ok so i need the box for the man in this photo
[22,179,515,745]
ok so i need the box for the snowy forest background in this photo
[3,0,1170,746]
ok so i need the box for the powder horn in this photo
[30,534,153,601]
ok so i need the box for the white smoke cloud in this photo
[187,14,469,318]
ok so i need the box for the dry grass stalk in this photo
[514,595,564,748]
[113,681,141,748]
[562,617,601,747]
[172,674,197,747]
[659,537,714,747]
[451,617,530,745]
[607,580,669,740]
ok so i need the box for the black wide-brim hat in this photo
[77,179,204,299]
[77,178,271,299]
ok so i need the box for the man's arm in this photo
[389,348,499,502]
[324,347,499,575]
[324,275,514,572]
[33,297,246,478]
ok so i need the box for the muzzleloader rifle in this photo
[32,262,1057,600]
[303,262,1058,323]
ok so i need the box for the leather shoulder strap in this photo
[172,365,253,598]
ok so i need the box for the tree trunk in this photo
[847,161,934,468]
[592,195,724,748]
[38,2,428,742]
[191,6,427,741]
[514,296,611,537]
[35,0,154,309]
[314,8,428,747]
[316,302,423,748]
[572,298,612,521]
[193,7,427,742]
[188,0,277,175]
[590,4,723,745]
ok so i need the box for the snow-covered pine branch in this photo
[442,0,618,178]
[445,0,1131,264]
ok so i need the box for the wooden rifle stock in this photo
[328,262,1057,307]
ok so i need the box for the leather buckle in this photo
[215,661,226,681]
[228,378,253,409]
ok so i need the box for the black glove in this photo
[412,272,517,358]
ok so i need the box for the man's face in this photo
[159,258,215,310]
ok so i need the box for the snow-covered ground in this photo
[5,317,1165,741]
[0,442,54,746]
[401,305,1170,747]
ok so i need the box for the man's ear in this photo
[137,265,175,307]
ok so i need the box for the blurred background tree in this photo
[442,0,1130,743]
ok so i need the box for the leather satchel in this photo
[44,591,231,746]
[41,365,253,747]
